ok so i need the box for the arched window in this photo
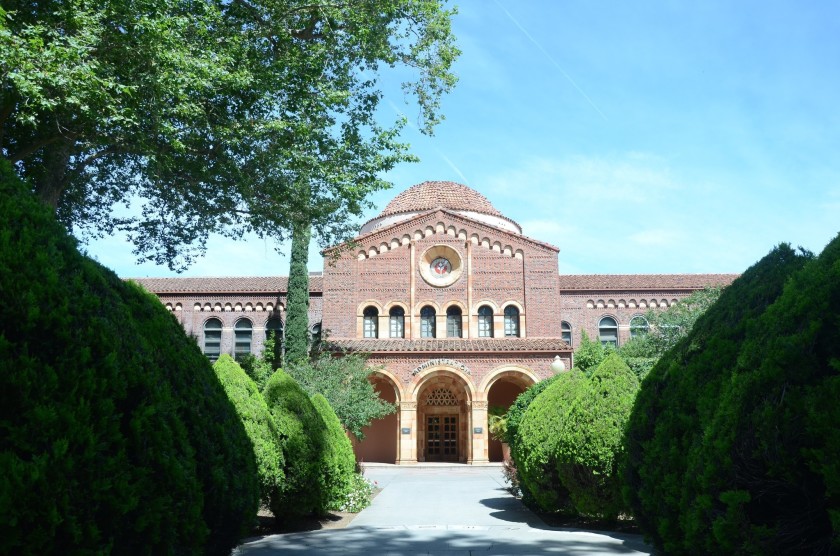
[234,318,252,360]
[310,321,322,344]
[265,317,283,340]
[203,318,222,361]
[599,316,619,347]
[478,305,494,338]
[504,305,520,337]
[363,306,378,338]
[420,305,436,338]
[561,321,572,346]
[446,306,462,338]
[630,316,649,338]
[389,307,405,338]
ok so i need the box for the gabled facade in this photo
[134,180,736,465]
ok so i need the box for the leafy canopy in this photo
[1,0,459,270]
[287,352,396,440]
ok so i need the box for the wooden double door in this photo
[426,415,458,461]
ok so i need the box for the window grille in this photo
[504,305,520,337]
[599,316,618,347]
[363,306,378,338]
[203,318,222,361]
[389,307,405,338]
[234,319,252,359]
[420,306,436,338]
[446,306,462,338]
[561,321,572,346]
[478,305,494,338]
[426,388,458,406]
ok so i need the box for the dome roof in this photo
[379,181,503,218]
[359,181,521,236]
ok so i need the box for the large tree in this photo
[1,0,459,270]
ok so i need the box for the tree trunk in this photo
[33,140,73,211]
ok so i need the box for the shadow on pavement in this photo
[235,526,650,555]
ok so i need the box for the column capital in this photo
[399,401,417,411]
[471,400,489,410]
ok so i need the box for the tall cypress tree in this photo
[285,220,311,365]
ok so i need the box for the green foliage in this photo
[512,371,589,512]
[239,334,281,391]
[2,0,459,269]
[488,405,509,443]
[554,354,639,520]
[287,352,396,440]
[686,234,840,554]
[213,355,285,509]
[512,356,639,519]
[262,369,325,519]
[505,373,562,461]
[0,163,258,555]
[623,244,813,554]
[285,222,311,365]
[618,287,723,378]
[574,330,612,376]
[311,394,357,512]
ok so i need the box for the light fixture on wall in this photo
[551,355,566,373]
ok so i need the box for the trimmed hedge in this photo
[213,355,285,509]
[512,370,588,512]
[0,162,258,555]
[688,234,840,554]
[311,394,356,512]
[622,244,813,554]
[554,354,638,519]
[263,369,326,519]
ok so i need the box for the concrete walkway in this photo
[234,465,652,555]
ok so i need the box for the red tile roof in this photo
[326,338,570,353]
[557,274,737,291]
[379,181,503,217]
[130,276,324,294]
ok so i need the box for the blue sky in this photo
[89,0,840,278]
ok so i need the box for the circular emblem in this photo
[419,245,463,287]
[430,257,452,277]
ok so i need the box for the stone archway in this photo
[482,368,537,462]
[353,372,401,464]
[413,371,473,463]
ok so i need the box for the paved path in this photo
[234,465,652,555]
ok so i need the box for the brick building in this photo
[134,181,735,465]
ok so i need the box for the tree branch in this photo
[8,134,65,163]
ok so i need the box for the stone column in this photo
[396,401,418,464]
[470,400,490,464]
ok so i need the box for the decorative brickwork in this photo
[133,180,737,465]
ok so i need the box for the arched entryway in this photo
[413,371,472,463]
[352,372,401,464]
[482,368,538,462]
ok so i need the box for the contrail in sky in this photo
[494,0,608,122]
[387,99,471,184]
[436,150,471,185]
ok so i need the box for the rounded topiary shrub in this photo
[213,355,285,510]
[622,243,813,554]
[554,353,638,520]
[0,162,259,556]
[311,394,356,512]
[262,369,326,519]
[512,370,588,512]
[687,233,840,555]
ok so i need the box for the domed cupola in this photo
[360,181,522,235]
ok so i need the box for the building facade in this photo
[135,181,735,465]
